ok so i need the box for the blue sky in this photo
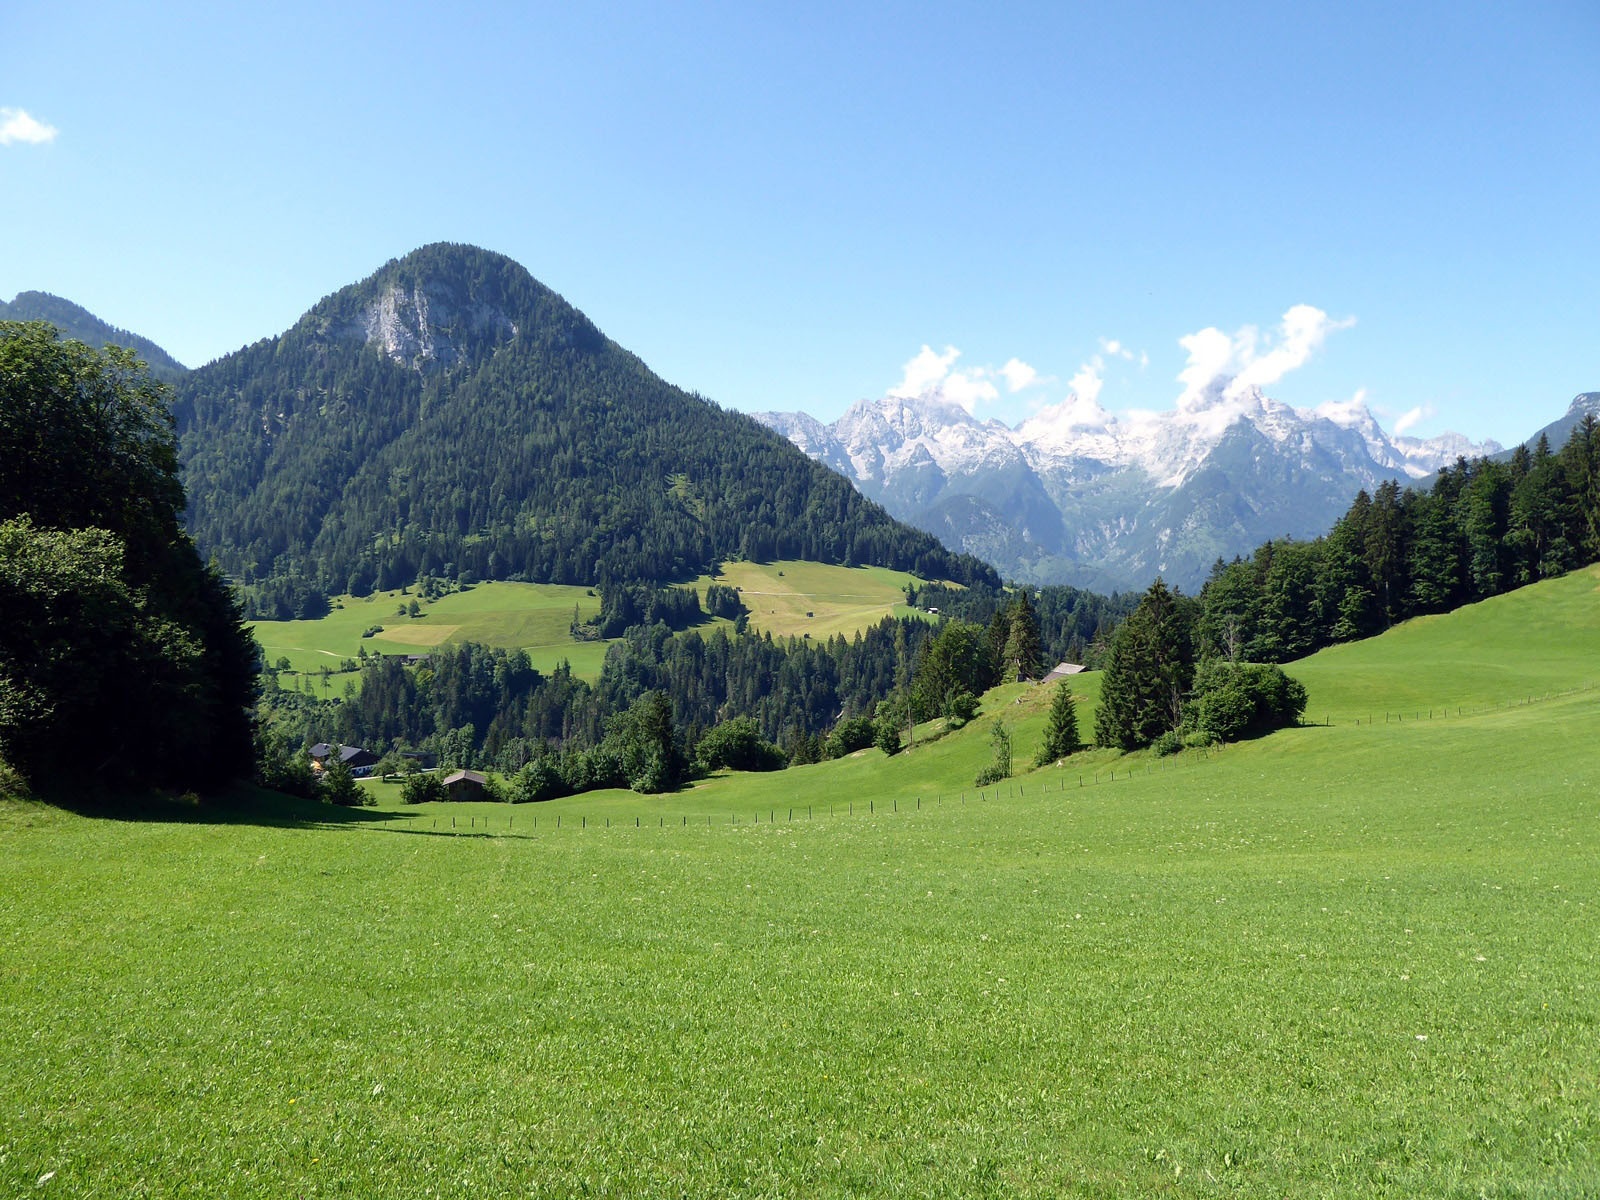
[2,0,1596,445]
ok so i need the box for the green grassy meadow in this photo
[3,571,1599,1195]
[1291,564,1600,721]
[252,581,608,680]
[255,561,931,690]
[687,559,929,639]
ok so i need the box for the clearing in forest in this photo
[251,581,607,678]
[687,558,934,639]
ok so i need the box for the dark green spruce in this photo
[1193,418,1600,666]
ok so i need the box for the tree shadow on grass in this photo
[32,780,410,831]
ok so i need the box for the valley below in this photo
[5,570,1598,1196]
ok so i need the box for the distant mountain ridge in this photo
[1506,392,1600,458]
[0,291,188,382]
[756,385,1504,592]
[172,243,998,614]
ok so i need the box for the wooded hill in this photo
[173,244,998,617]
[1193,418,1600,665]
[0,292,188,383]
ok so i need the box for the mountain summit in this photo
[1507,392,1600,459]
[756,384,1501,592]
[0,291,188,382]
[175,244,996,614]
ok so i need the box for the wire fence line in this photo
[383,750,1229,840]
[372,680,1596,840]
[1323,678,1597,730]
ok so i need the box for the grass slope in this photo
[4,572,1598,1196]
[687,559,930,639]
[255,560,936,687]
[1291,563,1600,721]
[252,581,607,680]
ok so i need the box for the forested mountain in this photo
[0,292,188,383]
[1499,392,1600,463]
[174,244,997,617]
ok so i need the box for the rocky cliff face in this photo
[757,383,1504,592]
[347,279,520,372]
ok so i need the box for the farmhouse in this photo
[1039,661,1087,685]
[443,769,489,801]
[309,744,381,775]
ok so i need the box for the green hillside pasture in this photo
[7,634,1598,1193]
[1291,563,1600,722]
[688,558,932,639]
[251,581,608,680]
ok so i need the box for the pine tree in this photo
[1407,493,1461,613]
[1094,577,1194,751]
[1363,479,1407,626]
[1001,592,1042,682]
[984,607,1011,686]
[321,757,365,807]
[1033,681,1082,766]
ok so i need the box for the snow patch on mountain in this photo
[754,379,1501,591]
[764,379,1491,491]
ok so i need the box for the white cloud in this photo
[942,371,1001,412]
[1315,388,1376,431]
[891,344,961,398]
[1098,337,1136,361]
[0,108,58,146]
[999,358,1039,393]
[1394,404,1433,434]
[1176,304,1354,408]
[1068,356,1105,407]
[1176,326,1239,408]
[889,344,998,413]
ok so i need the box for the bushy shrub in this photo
[944,689,979,726]
[510,758,565,803]
[1152,730,1183,757]
[256,728,318,798]
[401,771,447,805]
[975,719,1012,785]
[559,745,625,793]
[695,717,786,773]
[0,757,30,800]
[825,714,876,759]
[1187,660,1307,742]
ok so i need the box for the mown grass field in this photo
[256,560,933,689]
[3,572,1598,1196]
[686,559,930,639]
[252,581,608,680]
[1291,564,1600,721]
